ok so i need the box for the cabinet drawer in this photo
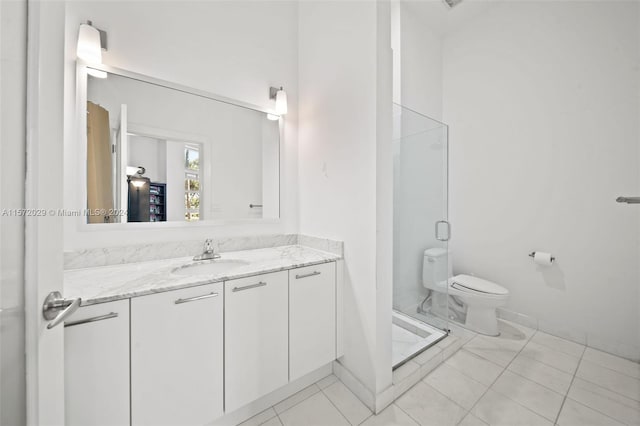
[131,283,224,426]
[65,299,130,426]
[224,271,288,412]
[289,262,336,380]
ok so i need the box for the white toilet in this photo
[422,248,509,336]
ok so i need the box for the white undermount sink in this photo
[172,259,249,276]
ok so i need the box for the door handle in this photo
[42,291,82,329]
[435,220,451,242]
[616,196,640,204]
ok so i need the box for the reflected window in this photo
[184,145,200,221]
[185,147,199,171]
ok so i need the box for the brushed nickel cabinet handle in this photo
[64,312,118,328]
[295,271,321,279]
[232,281,267,292]
[174,292,219,304]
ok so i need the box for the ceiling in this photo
[400,0,503,37]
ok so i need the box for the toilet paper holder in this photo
[528,251,555,263]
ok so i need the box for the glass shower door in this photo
[392,103,449,367]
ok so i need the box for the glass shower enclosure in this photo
[392,103,450,368]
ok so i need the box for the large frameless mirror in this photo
[81,65,280,225]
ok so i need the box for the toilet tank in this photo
[422,248,451,291]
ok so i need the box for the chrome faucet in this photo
[193,238,221,261]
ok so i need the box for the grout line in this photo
[421,380,471,413]
[394,398,432,426]
[527,334,586,359]
[572,369,640,403]
[553,344,586,425]
[387,354,472,425]
[455,327,537,425]
[578,355,640,379]
[392,354,471,425]
[319,386,358,426]
[272,384,321,416]
[275,413,284,425]
[515,349,580,376]
[553,345,637,426]
[513,348,580,373]
[505,365,570,396]
[356,413,374,426]
[424,360,486,388]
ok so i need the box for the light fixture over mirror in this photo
[269,86,287,116]
[130,179,147,189]
[77,22,101,63]
[77,21,107,78]
[126,166,146,177]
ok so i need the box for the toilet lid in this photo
[451,274,508,295]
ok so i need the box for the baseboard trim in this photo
[497,307,640,362]
[210,363,332,425]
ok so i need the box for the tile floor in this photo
[239,320,640,426]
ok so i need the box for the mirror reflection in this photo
[85,70,280,224]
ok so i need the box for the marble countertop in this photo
[64,245,341,306]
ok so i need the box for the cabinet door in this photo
[131,283,223,426]
[289,262,336,381]
[225,271,288,412]
[65,299,130,426]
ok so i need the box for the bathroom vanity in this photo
[63,244,342,426]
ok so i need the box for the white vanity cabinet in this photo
[64,254,341,423]
[289,262,337,381]
[224,271,289,413]
[130,282,224,426]
[64,299,130,426]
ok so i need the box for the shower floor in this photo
[392,311,447,368]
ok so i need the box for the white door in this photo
[25,1,67,424]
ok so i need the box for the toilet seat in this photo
[451,274,508,296]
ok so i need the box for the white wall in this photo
[128,135,166,183]
[0,0,26,423]
[63,0,298,249]
[166,140,186,222]
[298,0,393,397]
[398,2,443,121]
[443,1,640,359]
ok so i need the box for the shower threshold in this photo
[392,310,448,370]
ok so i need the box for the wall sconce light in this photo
[77,21,108,78]
[126,166,146,177]
[127,170,147,189]
[269,86,288,116]
[131,179,147,189]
